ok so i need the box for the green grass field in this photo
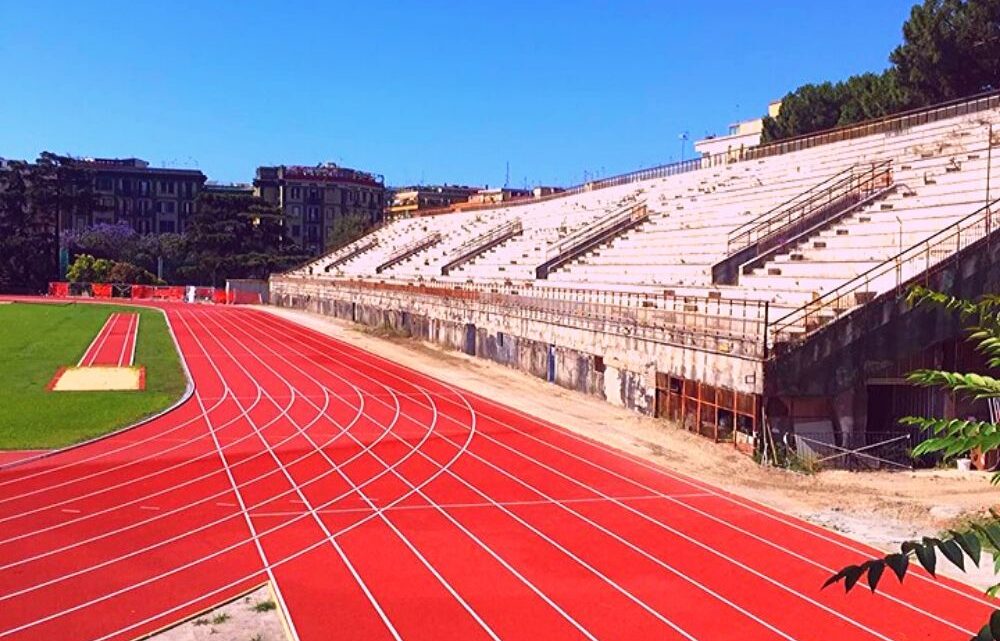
[0,302,187,449]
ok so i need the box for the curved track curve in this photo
[0,302,994,640]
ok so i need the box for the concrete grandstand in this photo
[272,92,1000,464]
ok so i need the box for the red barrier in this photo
[47,282,233,304]
[153,286,186,300]
[92,284,113,298]
[131,285,154,299]
[49,282,69,297]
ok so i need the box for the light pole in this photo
[679,132,690,163]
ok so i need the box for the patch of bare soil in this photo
[151,585,288,641]
[259,305,1000,589]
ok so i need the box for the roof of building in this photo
[73,157,206,178]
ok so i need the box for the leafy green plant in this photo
[252,600,276,613]
[211,613,230,625]
[824,286,1000,638]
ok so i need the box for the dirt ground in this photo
[152,584,287,641]
[259,305,1000,590]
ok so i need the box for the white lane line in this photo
[196,385,302,641]
[246,493,709,516]
[472,411,977,635]
[201,309,504,641]
[127,314,139,367]
[116,314,137,367]
[0,321,415,585]
[7,308,567,641]
[0,371,403,510]
[263,309,997,624]
[203,309,596,640]
[78,313,117,367]
[464,383,1000,611]
[257,312,919,639]
[233,311,705,639]
[185,308,393,641]
[0,352,376,605]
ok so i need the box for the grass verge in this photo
[0,301,186,449]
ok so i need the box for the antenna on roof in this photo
[504,161,510,188]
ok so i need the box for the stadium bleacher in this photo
[273,93,1000,452]
[287,105,998,332]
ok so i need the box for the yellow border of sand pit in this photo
[49,366,146,391]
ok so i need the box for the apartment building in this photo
[254,163,386,255]
[387,184,479,217]
[78,157,206,234]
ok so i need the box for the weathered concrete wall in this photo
[270,278,757,416]
[766,236,1000,398]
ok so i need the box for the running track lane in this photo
[0,301,995,640]
[79,312,139,367]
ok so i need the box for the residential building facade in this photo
[76,157,206,234]
[467,187,531,205]
[387,184,479,217]
[694,100,783,158]
[254,163,386,255]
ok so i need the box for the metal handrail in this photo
[768,197,1000,348]
[453,218,522,257]
[544,202,647,260]
[272,275,771,359]
[728,160,893,253]
[375,232,442,274]
[323,238,378,271]
[726,165,857,246]
[283,217,392,275]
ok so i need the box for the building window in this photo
[96,177,113,191]
[306,206,319,222]
[159,220,176,233]
[290,187,302,199]
[291,224,301,237]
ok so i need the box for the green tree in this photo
[824,286,1000,637]
[180,192,306,285]
[0,153,94,293]
[891,0,1000,105]
[762,82,845,142]
[761,71,910,142]
[107,261,161,285]
[326,214,370,251]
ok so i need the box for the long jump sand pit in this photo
[48,366,146,391]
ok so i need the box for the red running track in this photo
[0,301,995,640]
[78,312,139,367]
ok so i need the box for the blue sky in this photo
[1,1,916,187]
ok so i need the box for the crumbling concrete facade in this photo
[269,277,762,420]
